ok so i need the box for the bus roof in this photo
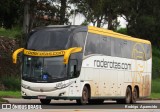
[88,26,151,45]
[31,25,151,45]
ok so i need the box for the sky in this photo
[69,13,128,28]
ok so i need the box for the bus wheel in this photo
[76,86,89,105]
[117,87,132,104]
[40,99,51,105]
[125,87,132,104]
[131,87,138,104]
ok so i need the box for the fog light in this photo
[22,91,27,96]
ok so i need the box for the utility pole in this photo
[23,0,30,34]
[21,0,30,46]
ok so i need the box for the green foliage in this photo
[0,91,21,98]
[148,79,160,98]
[0,27,22,38]
[27,0,71,29]
[70,0,119,28]
[150,93,160,99]
[151,79,160,93]
[0,0,23,28]
[150,55,160,96]
[119,0,160,46]
[116,28,127,35]
[152,47,160,79]
[0,76,21,91]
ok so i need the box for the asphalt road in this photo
[1,98,160,112]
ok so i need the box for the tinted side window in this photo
[144,44,151,60]
[111,38,122,57]
[99,36,111,56]
[121,40,132,58]
[84,33,100,55]
[72,32,87,48]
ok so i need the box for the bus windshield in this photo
[22,56,67,83]
[27,29,70,51]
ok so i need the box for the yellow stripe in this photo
[88,26,151,44]
[12,47,82,64]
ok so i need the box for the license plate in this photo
[38,95,46,99]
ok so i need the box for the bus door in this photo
[68,59,80,96]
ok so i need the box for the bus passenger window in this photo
[111,38,122,57]
[84,33,100,55]
[121,40,132,58]
[145,44,151,60]
[99,36,111,56]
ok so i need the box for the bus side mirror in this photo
[63,47,82,64]
[12,48,24,64]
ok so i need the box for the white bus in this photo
[13,25,152,105]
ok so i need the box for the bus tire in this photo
[40,99,51,105]
[76,86,89,105]
[117,87,132,104]
[131,87,138,104]
[124,87,132,104]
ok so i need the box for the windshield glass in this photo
[22,56,67,83]
[27,29,70,51]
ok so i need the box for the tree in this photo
[59,0,67,24]
[118,0,143,36]
[103,0,120,30]
[0,0,23,28]
[22,0,71,33]
[70,0,106,27]
[70,0,120,29]
[119,0,160,46]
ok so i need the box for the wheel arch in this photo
[134,85,139,98]
[84,84,91,98]
[127,85,132,91]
